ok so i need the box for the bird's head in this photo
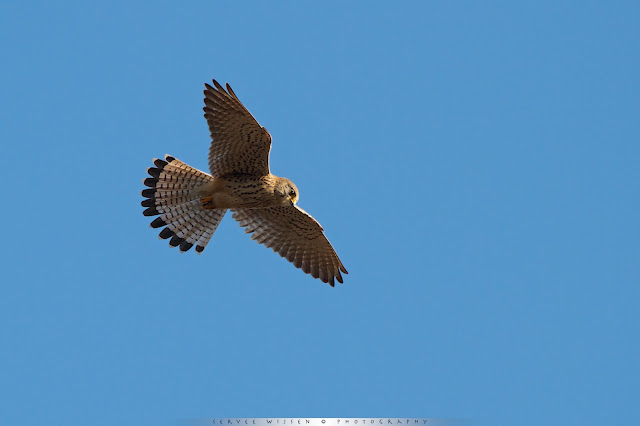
[275,177,299,204]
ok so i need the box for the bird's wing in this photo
[231,205,348,286]
[203,80,272,177]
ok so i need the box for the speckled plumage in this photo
[141,79,347,286]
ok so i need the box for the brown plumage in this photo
[141,79,347,286]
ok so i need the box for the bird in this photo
[141,79,348,286]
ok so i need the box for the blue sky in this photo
[1,1,638,425]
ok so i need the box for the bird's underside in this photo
[141,79,347,286]
[195,173,280,210]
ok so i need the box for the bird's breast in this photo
[214,175,281,208]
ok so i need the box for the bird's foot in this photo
[200,196,215,210]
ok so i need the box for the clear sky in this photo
[1,1,638,425]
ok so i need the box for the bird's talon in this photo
[201,196,214,209]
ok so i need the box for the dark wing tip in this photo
[195,245,205,254]
[211,79,225,93]
[164,154,175,163]
[226,83,238,99]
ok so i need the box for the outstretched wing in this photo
[203,80,272,177]
[232,205,348,286]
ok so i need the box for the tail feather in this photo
[194,212,223,252]
[141,155,226,253]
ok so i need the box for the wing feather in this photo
[203,80,272,177]
[231,205,348,286]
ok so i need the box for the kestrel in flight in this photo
[141,79,348,286]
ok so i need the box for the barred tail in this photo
[141,155,226,253]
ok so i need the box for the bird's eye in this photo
[289,190,296,197]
